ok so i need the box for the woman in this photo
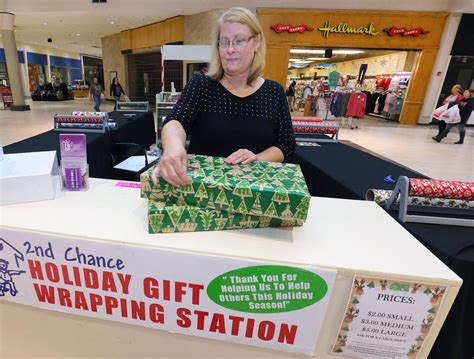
[432,84,463,138]
[433,89,473,144]
[287,81,296,112]
[152,7,295,187]
[110,77,126,110]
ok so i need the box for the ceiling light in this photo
[43,22,47,25]
[307,57,327,61]
[290,59,313,64]
[76,33,81,36]
[333,50,364,55]
[110,21,115,24]
[291,49,364,55]
[290,49,324,54]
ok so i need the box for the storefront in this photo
[49,55,82,85]
[257,9,448,125]
[26,52,48,92]
[0,48,25,87]
[83,55,104,86]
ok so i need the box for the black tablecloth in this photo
[4,111,155,179]
[292,142,428,199]
[292,142,474,359]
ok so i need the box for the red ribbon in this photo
[271,24,314,33]
[384,27,430,37]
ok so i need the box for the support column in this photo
[418,13,462,124]
[0,12,30,111]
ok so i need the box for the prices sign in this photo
[332,276,448,358]
[0,228,336,355]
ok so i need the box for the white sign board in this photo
[332,275,448,358]
[0,227,336,355]
[161,45,212,61]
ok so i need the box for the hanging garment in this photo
[328,71,341,87]
[330,92,344,117]
[341,92,351,116]
[346,92,367,118]
[362,91,372,114]
[388,96,404,120]
[383,93,394,115]
[377,93,387,113]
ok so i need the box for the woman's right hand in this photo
[152,147,190,187]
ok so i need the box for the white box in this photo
[0,151,59,205]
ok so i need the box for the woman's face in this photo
[451,86,460,94]
[463,90,471,99]
[218,22,259,78]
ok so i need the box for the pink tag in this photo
[116,181,141,188]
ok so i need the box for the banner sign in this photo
[270,24,314,33]
[384,27,430,37]
[318,21,379,38]
[0,228,336,354]
[331,275,448,358]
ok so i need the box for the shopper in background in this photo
[110,77,127,110]
[433,89,473,144]
[432,84,463,138]
[89,77,104,112]
[153,7,295,187]
[286,80,296,112]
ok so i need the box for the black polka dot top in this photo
[163,74,296,161]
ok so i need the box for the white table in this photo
[0,179,461,358]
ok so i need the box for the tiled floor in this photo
[1,100,473,181]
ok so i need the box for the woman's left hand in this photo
[225,149,258,165]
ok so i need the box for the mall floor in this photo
[0,99,472,181]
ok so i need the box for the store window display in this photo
[51,66,70,85]
[27,64,46,92]
[286,49,415,122]
[153,7,295,187]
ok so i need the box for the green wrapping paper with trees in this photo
[141,155,311,233]
[148,200,303,233]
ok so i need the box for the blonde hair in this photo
[453,84,463,94]
[207,7,266,85]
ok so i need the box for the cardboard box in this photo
[148,200,303,233]
[0,151,59,205]
[141,155,310,222]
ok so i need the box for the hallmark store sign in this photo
[270,21,429,39]
[318,21,379,38]
[0,228,336,354]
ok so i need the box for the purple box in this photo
[59,134,87,164]
[63,167,82,190]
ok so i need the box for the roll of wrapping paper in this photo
[366,189,474,209]
[291,116,323,122]
[293,121,339,134]
[71,111,107,118]
[409,178,474,200]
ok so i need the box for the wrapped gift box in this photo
[141,155,310,222]
[148,200,303,233]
